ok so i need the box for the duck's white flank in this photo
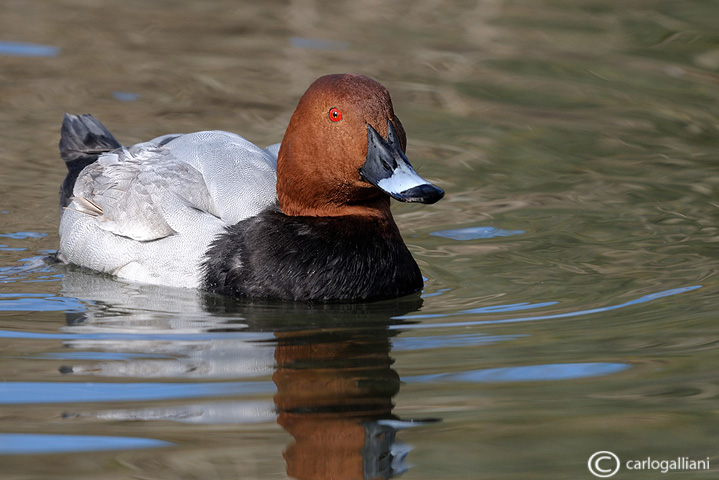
[58,131,278,288]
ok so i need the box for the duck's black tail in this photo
[59,113,122,209]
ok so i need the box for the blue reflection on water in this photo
[430,226,525,240]
[36,351,174,361]
[112,91,140,102]
[0,245,25,251]
[406,362,630,384]
[0,381,275,405]
[0,41,60,57]
[392,333,526,351]
[0,293,85,313]
[394,285,702,330]
[290,36,349,50]
[421,288,451,298]
[0,330,259,341]
[0,233,48,253]
[0,256,59,283]
[407,301,559,320]
[0,232,48,239]
[0,433,172,455]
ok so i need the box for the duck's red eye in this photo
[328,107,343,122]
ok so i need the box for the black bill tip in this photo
[395,183,445,204]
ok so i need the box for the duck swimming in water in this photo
[57,73,444,302]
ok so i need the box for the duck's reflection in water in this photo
[274,327,421,479]
[59,270,438,479]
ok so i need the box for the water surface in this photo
[1,1,718,479]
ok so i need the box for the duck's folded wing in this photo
[69,147,220,242]
[152,131,278,224]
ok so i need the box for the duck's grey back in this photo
[58,127,279,289]
[140,131,278,224]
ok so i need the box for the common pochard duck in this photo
[57,74,444,301]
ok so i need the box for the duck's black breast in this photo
[202,208,423,302]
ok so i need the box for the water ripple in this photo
[289,36,349,50]
[405,301,559,320]
[393,285,702,330]
[0,330,262,341]
[430,226,525,241]
[0,293,85,313]
[406,362,630,383]
[0,232,48,239]
[0,257,60,283]
[392,333,525,351]
[0,433,172,455]
[0,41,60,57]
[111,91,140,102]
[0,381,275,405]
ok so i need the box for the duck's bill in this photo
[361,120,444,204]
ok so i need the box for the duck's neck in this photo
[279,193,395,221]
